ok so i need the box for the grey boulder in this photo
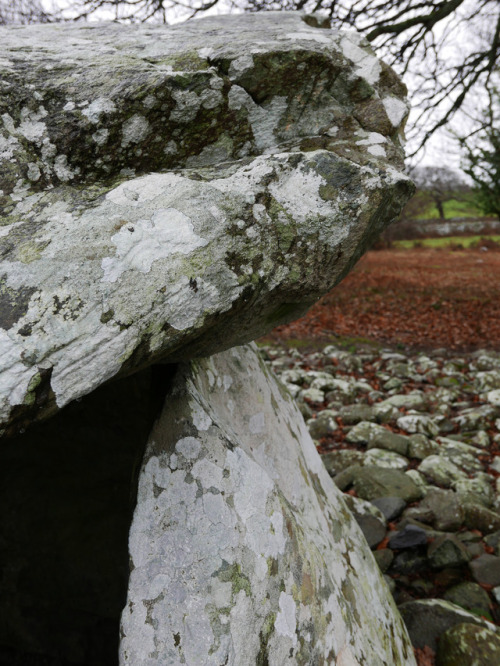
[420,488,464,532]
[427,534,471,569]
[351,465,423,502]
[469,554,500,587]
[346,421,409,455]
[371,496,407,521]
[436,623,500,666]
[388,524,428,550]
[443,582,494,621]
[399,599,499,651]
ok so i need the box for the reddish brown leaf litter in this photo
[415,645,436,666]
[271,248,500,352]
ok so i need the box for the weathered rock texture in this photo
[121,343,416,665]
[0,12,417,665]
[0,12,412,435]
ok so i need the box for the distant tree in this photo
[461,88,500,220]
[0,0,52,23]
[397,191,431,222]
[410,166,468,219]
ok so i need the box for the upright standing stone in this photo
[121,344,416,665]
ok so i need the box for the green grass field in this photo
[412,195,484,220]
[393,235,500,249]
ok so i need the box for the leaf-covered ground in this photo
[269,247,500,352]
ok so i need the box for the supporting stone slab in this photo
[121,344,416,665]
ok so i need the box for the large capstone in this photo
[0,12,413,436]
[121,343,416,665]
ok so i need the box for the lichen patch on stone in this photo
[120,344,416,665]
[101,208,207,283]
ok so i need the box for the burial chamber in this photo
[0,12,416,665]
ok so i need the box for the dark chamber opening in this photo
[0,366,171,665]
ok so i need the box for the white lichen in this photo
[54,154,78,182]
[382,96,409,128]
[340,33,380,85]
[82,97,116,124]
[274,592,298,646]
[169,89,201,123]
[121,114,150,148]
[101,208,208,283]
[92,128,109,146]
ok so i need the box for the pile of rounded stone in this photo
[261,341,500,662]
